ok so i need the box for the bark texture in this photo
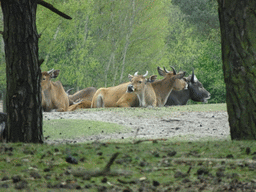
[1,0,43,143]
[218,0,256,140]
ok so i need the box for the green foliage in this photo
[0,14,5,96]
[0,53,5,95]
[171,0,219,36]
[165,0,225,103]
[0,0,226,103]
[193,37,226,103]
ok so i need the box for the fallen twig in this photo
[103,152,119,173]
[71,152,123,178]
[187,166,192,174]
[162,118,194,123]
[133,138,167,144]
[117,178,136,184]
[132,128,140,143]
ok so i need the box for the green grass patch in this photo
[43,119,129,140]
[0,139,256,191]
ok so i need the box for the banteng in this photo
[91,82,140,108]
[68,87,97,106]
[67,87,97,111]
[41,69,69,112]
[165,69,210,106]
[126,67,187,107]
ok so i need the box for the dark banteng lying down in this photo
[165,69,211,106]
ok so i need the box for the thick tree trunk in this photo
[218,0,256,140]
[1,0,43,143]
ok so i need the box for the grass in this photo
[43,119,129,140]
[2,103,256,191]
[0,140,256,191]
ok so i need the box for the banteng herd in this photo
[42,66,210,111]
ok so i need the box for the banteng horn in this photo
[170,66,177,75]
[134,71,138,76]
[47,69,54,74]
[163,67,169,73]
[191,68,195,83]
[143,71,148,77]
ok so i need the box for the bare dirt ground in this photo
[43,107,230,144]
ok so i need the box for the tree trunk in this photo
[1,0,43,143]
[218,0,256,140]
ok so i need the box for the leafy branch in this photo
[37,0,72,20]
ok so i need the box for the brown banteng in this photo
[91,82,138,108]
[165,69,211,106]
[126,71,158,107]
[41,69,69,112]
[68,99,92,111]
[91,71,157,108]
[125,67,187,107]
[67,87,97,111]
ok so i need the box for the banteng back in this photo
[68,87,97,106]
[67,87,97,111]
[91,82,138,108]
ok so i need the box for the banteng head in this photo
[41,69,60,91]
[157,66,187,91]
[186,69,211,103]
[127,71,157,94]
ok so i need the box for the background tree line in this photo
[0,0,225,103]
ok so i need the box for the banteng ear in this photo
[128,74,133,81]
[183,77,188,82]
[174,71,186,79]
[51,70,60,79]
[157,67,166,76]
[148,75,157,82]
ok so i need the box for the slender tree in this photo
[218,0,256,140]
[1,0,71,143]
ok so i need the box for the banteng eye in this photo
[138,81,142,84]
